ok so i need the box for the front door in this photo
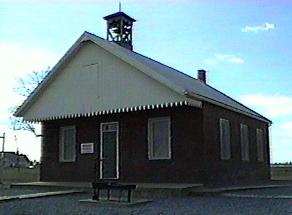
[100,122,119,179]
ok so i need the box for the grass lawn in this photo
[1,167,39,182]
[271,166,292,181]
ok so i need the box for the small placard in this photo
[81,143,94,154]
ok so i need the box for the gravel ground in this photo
[0,187,291,215]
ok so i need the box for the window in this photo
[240,124,249,161]
[256,128,265,162]
[59,126,76,162]
[148,117,171,160]
[219,118,231,160]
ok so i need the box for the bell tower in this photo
[103,11,136,50]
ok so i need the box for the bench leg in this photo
[97,188,100,201]
[127,190,132,203]
[118,190,122,202]
[92,187,99,201]
[92,187,96,200]
[107,188,110,200]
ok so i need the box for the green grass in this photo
[1,167,40,182]
[271,166,292,181]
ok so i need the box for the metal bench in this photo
[92,181,136,202]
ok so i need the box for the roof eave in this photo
[15,31,186,118]
[185,91,272,125]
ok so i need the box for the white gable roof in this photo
[14,31,271,124]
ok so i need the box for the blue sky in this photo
[0,0,291,162]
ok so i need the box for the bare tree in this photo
[10,68,50,137]
[14,70,49,97]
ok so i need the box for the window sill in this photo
[59,160,76,163]
[148,157,172,161]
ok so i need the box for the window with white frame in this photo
[148,117,171,160]
[219,118,231,160]
[256,128,265,162]
[59,126,76,162]
[240,124,249,161]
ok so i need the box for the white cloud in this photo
[0,42,57,110]
[240,94,292,163]
[270,121,292,163]
[0,42,56,78]
[0,41,58,161]
[279,122,292,130]
[241,22,275,33]
[216,54,244,64]
[203,59,216,65]
[204,53,244,65]
[240,94,292,117]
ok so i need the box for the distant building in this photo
[1,152,30,168]
[14,11,271,185]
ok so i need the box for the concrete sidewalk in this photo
[0,190,84,202]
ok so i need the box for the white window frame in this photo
[256,128,265,162]
[59,126,76,162]
[219,118,231,160]
[240,123,249,161]
[148,117,171,160]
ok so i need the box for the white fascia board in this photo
[22,100,202,122]
[185,91,272,125]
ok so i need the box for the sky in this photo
[0,0,291,162]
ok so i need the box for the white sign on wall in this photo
[81,143,94,154]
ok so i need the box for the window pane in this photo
[64,129,75,160]
[256,129,264,162]
[60,127,76,162]
[148,118,171,159]
[152,120,169,158]
[220,119,231,160]
[240,124,249,161]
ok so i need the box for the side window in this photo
[256,128,265,162]
[148,117,171,160]
[240,124,249,161]
[219,118,231,160]
[59,126,76,162]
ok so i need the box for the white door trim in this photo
[100,122,119,180]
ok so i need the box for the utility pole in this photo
[0,133,5,184]
[15,135,20,172]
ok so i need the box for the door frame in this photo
[99,121,119,180]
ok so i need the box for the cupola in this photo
[104,11,136,50]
